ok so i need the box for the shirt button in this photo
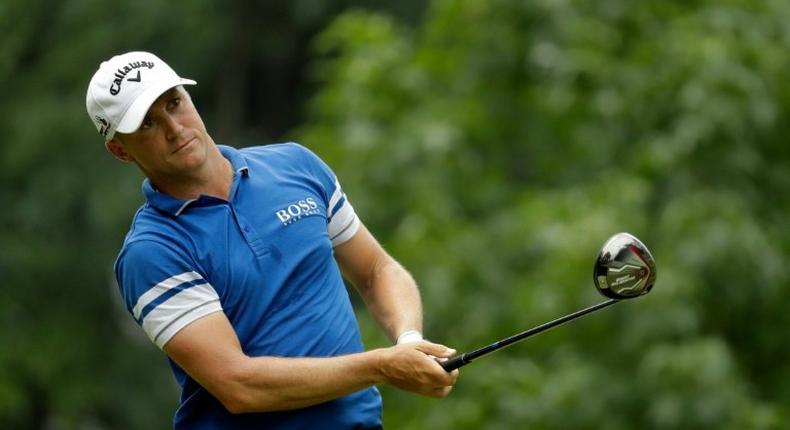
[244,226,251,232]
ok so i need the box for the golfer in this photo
[86,51,458,429]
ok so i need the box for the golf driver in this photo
[441,232,656,371]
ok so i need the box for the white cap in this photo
[86,51,196,141]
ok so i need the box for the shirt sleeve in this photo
[115,239,223,349]
[292,143,360,247]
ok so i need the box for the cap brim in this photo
[115,78,197,134]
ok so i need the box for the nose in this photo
[163,112,184,141]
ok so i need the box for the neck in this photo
[149,144,233,201]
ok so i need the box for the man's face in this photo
[106,86,212,180]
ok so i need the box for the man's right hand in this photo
[377,341,459,398]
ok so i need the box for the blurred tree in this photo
[297,0,790,428]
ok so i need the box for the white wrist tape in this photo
[396,330,423,345]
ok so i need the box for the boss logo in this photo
[275,197,320,225]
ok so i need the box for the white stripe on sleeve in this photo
[328,178,343,217]
[151,300,222,349]
[131,271,223,349]
[329,208,360,246]
[132,271,204,320]
[142,282,223,348]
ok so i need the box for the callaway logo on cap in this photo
[86,51,196,140]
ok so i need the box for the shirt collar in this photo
[143,144,250,217]
[219,144,250,176]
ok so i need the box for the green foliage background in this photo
[1,0,787,428]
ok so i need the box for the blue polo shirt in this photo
[114,143,382,429]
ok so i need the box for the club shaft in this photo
[442,298,619,371]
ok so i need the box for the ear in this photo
[105,138,134,162]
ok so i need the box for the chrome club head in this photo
[593,232,656,299]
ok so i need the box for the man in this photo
[86,51,458,429]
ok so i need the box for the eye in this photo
[169,96,182,110]
[140,116,153,129]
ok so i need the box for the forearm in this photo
[165,307,457,416]
[218,340,457,413]
[360,256,423,343]
[219,349,387,413]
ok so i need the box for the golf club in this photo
[441,232,656,372]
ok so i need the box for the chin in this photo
[180,152,208,170]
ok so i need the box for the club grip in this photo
[440,354,468,372]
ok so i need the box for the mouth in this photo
[172,137,196,154]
